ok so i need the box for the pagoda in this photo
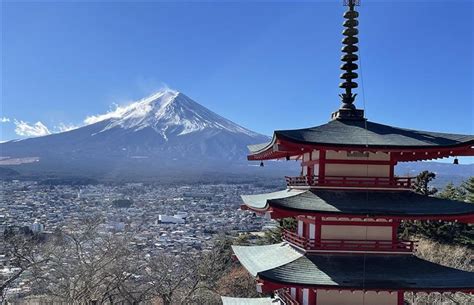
[228,1,474,304]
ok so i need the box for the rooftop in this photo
[248,119,474,161]
[241,189,474,221]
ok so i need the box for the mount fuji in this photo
[0,89,272,179]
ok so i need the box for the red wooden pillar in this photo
[392,220,401,245]
[310,289,317,305]
[318,149,326,185]
[297,287,303,303]
[308,152,312,174]
[389,153,397,185]
[397,290,404,305]
[315,217,322,247]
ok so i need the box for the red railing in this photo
[285,175,413,189]
[282,229,310,249]
[277,289,300,305]
[282,229,415,253]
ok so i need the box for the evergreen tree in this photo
[401,173,473,247]
[437,182,465,201]
[412,170,438,196]
[461,177,474,203]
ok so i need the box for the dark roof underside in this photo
[243,189,474,217]
[258,253,474,290]
[249,119,474,154]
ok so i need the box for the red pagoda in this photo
[226,1,474,304]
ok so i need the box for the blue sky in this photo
[2,1,473,156]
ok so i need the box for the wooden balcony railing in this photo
[277,289,300,305]
[283,229,415,253]
[285,175,413,189]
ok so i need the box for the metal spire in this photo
[332,0,364,120]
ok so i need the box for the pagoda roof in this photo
[232,243,303,277]
[241,189,474,221]
[233,243,474,292]
[221,297,274,305]
[248,119,474,160]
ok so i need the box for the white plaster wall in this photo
[291,288,297,299]
[303,153,311,162]
[316,290,397,305]
[313,164,319,176]
[325,164,390,177]
[302,289,309,305]
[311,150,320,160]
[309,223,316,239]
[321,225,392,240]
[298,220,304,237]
[302,166,308,176]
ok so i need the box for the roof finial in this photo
[332,0,364,120]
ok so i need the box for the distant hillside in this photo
[0,167,21,179]
[396,162,473,188]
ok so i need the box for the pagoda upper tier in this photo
[248,119,474,162]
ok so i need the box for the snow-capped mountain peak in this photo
[93,89,260,139]
[1,88,270,176]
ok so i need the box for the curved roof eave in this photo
[247,120,474,160]
[241,189,474,221]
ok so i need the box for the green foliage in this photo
[259,217,298,245]
[401,172,474,247]
[412,170,438,195]
[234,218,298,246]
[462,177,474,203]
[437,182,466,201]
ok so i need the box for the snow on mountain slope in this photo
[88,89,260,140]
[0,89,270,176]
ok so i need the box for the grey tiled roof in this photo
[233,244,474,290]
[241,189,306,210]
[242,189,474,217]
[249,119,474,153]
[232,243,303,277]
[259,254,474,290]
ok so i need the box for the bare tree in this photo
[406,238,474,304]
[3,221,244,305]
[1,231,54,303]
[29,219,139,304]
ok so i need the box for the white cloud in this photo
[55,123,79,132]
[83,88,176,125]
[84,103,131,125]
[14,120,51,137]
[0,117,10,123]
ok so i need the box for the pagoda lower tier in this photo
[232,243,474,305]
